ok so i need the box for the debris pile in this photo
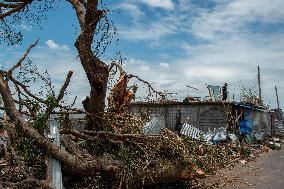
[1,112,282,189]
[180,123,203,139]
[179,123,238,145]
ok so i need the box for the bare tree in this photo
[69,0,110,129]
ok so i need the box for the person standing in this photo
[222,83,228,101]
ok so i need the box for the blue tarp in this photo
[239,109,253,134]
[240,120,253,134]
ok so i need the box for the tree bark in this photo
[70,0,109,130]
[75,35,109,130]
[75,35,109,116]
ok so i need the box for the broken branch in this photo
[7,39,39,77]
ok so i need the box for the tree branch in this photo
[9,76,46,104]
[56,71,73,103]
[60,129,95,141]
[7,39,39,77]
[0,2,20,8]
[0,73,120,177]
[6,133,33,179]
[0,0,32,20]
[67,0,86,29]
[1,179,51,189]
[83,130,160,140]
[109,62,126,75]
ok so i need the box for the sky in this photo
[0,0,284,110]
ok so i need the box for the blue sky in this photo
[1,0,284,110]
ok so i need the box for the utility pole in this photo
[275,85,280,110]
[257,66,262,105]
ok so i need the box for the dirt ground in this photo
[200,145,284,189]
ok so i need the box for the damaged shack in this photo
[131,101,274,137]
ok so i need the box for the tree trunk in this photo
[75,34,109,130]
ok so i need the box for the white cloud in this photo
[45,40,70,50]
[0,44,88,108]
[117,2,144,19]
[124,58,179,96]
[46,40,58,49]
[125,58,151,71]
[140,65,150,71]
[160,62,170,69]
[142,0,174,10]
[120,20,176,41]
[121,31,284,109]
[114,0,284,109]
[2,0,284,110]
[122,0,284,41]
[9,21,33,32]
[190,0,284,39]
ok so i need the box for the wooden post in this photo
[270,113,275,137]
[275,85,280,110]
[257,66,262,105]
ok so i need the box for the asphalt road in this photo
[202,145,284,189]
[236,147,284,189]
[226,147,284,189]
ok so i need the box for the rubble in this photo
[228,133,239,144]
[180,124,239,145]
[212,127,227,144]
[267,141,281,150]
[239,159,247,165]
[253,132,265,141]
[180,123,203,139]
[266,137,282,150]
[143,116,165,134]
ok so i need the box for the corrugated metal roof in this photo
[143,117,165,135]
[233,102,268,112]
[180,123,204,139]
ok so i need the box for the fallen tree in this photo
[0,40,198,188]
[0,1,255,188]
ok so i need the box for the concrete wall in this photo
[251,110,271,134]
[131,102,273,135]
[131,102,228,132]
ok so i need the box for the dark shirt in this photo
[222,85,227,101]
